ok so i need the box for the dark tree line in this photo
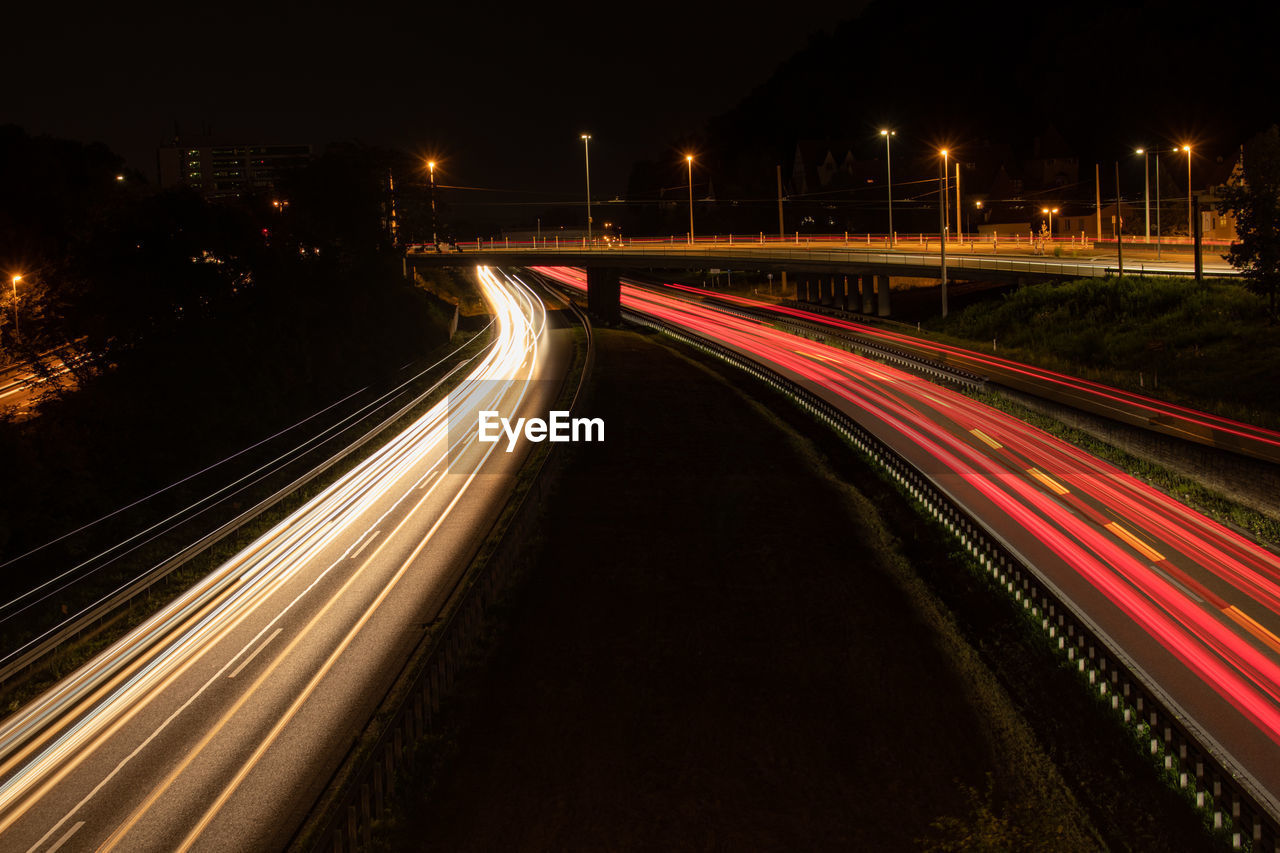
[0,130,455,564]
[1219,126,1280,320]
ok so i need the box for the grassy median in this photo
[373,326,1222,850]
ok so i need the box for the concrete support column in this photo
[877,274,891,317]
[586,266,621,325]
[860,274,874,314]
[841,276,849,311]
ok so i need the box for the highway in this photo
[536,265,1280,818]
[656,282,1280,465]
[0,267,573,851]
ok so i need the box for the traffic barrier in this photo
[623,307,1280,852]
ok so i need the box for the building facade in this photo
[157,143,312,202]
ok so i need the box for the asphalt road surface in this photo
[538,265,1280,821]
[0,267,574,852]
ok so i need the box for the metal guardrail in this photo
[624,307,1280,852]
[418,234,1239,281]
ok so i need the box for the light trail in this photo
[0,266,560,850]
[657,280,1280,457]
[537,265,1280,806]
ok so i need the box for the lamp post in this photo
[938,153,948,318]
[1041,207,1058,239]
[940,149,950,246]
[427,160,437,245]
[880,129,895,246]
[1182,144,1193,239]
[10,275,20,343]
[1136,149,1151,243]
[686,154,695,245]
[578,134,591,242]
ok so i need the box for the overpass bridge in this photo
[406,236,1235,323]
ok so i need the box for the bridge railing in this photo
[413,239,1236,279]
[419,230,1236,254]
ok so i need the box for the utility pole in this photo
[776,164,787,295]
[581,135,592,244]
[1095,163,1102,242]
[776,165,785,240]
[1115,161,1123,276]
[955,162,962,243]
[1193,194,1203,284]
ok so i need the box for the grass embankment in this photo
[381,327,1152,850]
[923,275,1280,429]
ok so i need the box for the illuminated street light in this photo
[938,150,948,318]
[940,149,950,246]
[580,135,592,244]
[115,174,124,182]
[880,129,895,246]
[10,275,20,343]
[686,154,695,245]
[427,160,437,245]
[1041,207,1058,238]
[1135,149,1151,243]
[1182,144,1193,238]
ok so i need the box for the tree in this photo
[1218,125,1280,319]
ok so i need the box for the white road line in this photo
[415,469,441,491]
[227,629,282,680]
[34,820,82,853]
[350,530,381,560]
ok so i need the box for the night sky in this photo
[7,1,863,205]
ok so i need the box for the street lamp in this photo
[938,152,948,318]
[686,154,695,245]
[580,135,592,244]
[1041,207,1058,238]
[1182,144,1193,238]
[426,160,437,245]
[880,129,895,246]
[1136,149,1151,243]
[10,275,20,343]
[940,149,949,246]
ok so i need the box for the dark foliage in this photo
[1218,126,1280,319]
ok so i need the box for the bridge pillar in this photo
[841,276,849,311]
[821,277,834,306]
[860,274,874,314]
[586,266,621,325]
[877,275,891,317]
